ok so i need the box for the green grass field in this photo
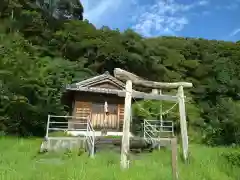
[0,137,239,180]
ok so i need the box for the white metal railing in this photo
[45,115,95,157]
[86,118,95,158]
[143,119,174,143]
[45,115,89,138]
[143,120,155,144]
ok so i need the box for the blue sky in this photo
[81,0,240,41]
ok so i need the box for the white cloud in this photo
[198,0,209,6]
[81,0,122,26]
[132,0,208,37]
[81,0,211,37]
[229,28,240,37]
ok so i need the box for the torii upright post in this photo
[178,86,188,161]
[120,80,132,169]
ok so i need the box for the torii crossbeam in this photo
[114,68,192,169]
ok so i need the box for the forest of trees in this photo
[1,0,240,146]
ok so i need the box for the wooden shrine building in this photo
[63,71,132,133]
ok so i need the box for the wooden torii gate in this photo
[113,68,193,169]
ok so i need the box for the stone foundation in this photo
[40,137,86,152]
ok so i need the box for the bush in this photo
[202,98,240,146]
[222,151,240,167]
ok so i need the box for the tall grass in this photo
[0,137,239,180]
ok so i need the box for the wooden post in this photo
[151,89,158,94]
[177,86,188,161]
[159,89,163,126]
[171,138,178,180]
[120,80,132,169]
[151,89,160,149]
[102,101,108,136]
[46,115,50,138]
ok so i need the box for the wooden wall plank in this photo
[69,92,126,131]
[118,104,124,131]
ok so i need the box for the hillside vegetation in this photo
[1,0,240,147]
